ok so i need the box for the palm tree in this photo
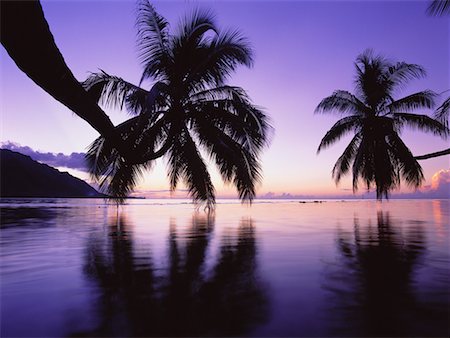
[316,50,448,200]
[83,1,271,207]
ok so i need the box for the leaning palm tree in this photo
[316,50,448,200]
[83,1,271,207]
[1,1,116,145]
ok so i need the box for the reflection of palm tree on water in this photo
[80,214,268,336]
[325,211,448,337]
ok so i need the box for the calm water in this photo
[1,199,449,337]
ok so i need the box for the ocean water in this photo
[0,198,448,337]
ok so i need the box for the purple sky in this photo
[1,0,449,198]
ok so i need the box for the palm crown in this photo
[316,50,448,199]
[83,1,271,207]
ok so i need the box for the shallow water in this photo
[1,198,449,337]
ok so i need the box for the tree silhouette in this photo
[316,50,448,199]
[83,1,271,206]
[415,96,450,159]
[416,1,450,159]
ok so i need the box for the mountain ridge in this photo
[0,149,105,198]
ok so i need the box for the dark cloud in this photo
[1,141,88,172]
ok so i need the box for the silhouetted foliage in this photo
[83,0,272,206]
[427,0,450,16]
[79,214,268,336]
[316,50,448,199]
[415,95,450,159]
[434,96,450,127]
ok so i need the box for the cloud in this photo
[258,170,450,200]
[1,141,88,171]
[258,191,315,199]
[418,169,450,198]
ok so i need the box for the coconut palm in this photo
[316,50,448,199]
[83,1,271,207]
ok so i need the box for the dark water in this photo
[1,199,449,337]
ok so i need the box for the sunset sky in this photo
[1,0,449,198]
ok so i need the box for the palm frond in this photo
[186,29,253,89]
[392,112,449,137]
[83,70,150,115]
[373,136,398,200]
[354,49,390,108]
[126,81,170,118]
[188,85,248,103]
[86,137,150,203]
[166,128,215,208]
[189,96,272,154]
[383,62,426,92]
[192,119,261,203]
[427,0,450,16]
[332,133,361,183]
[85,115,168,200]
[317,116,361,152]
[136,0,171,83]
[351,131,398,200]
[386,90,436,113]
[387,131,424,188]
[174,8,217,49]
[315,90,369,116]
[434,96,450,127]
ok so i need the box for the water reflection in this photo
[0,206,59,228]
[78,213,268,336]
[326,211,448,337]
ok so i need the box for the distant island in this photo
[0,149,105,198]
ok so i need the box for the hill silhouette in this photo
[0,149,104,198]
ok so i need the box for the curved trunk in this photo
[1,0,115,139]
[415,148,450,160]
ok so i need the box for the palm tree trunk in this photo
[1,0,116,139]
[415,148,450,160]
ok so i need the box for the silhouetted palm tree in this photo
[83,1,271,206]
[427,0,450,16]
[316,50,448,199]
